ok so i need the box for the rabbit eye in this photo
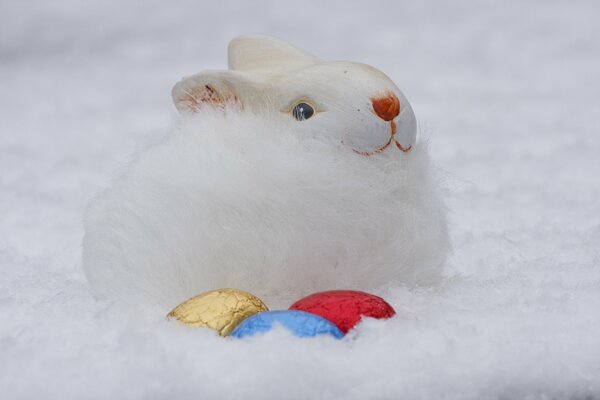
[292,103,314,121]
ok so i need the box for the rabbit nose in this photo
[371,92,400,121]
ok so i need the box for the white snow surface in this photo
[1,1,600,399]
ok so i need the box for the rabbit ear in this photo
[171,70,263,113]
[228,34,321,74]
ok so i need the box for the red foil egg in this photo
[289,290,396,334]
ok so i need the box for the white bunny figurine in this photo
[83,35,449,309]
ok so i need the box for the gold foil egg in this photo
[167,288,268,336]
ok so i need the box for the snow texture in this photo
[1,1,600,399]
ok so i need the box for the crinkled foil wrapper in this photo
[167,288,268,336]
[290,290,395,333]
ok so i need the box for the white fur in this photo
[83,108,449,309]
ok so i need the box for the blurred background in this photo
[1,0,598,273]
[1,1,600,398]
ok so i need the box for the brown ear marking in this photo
[178,84,239,113]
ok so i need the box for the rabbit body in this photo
[82,35,449,308]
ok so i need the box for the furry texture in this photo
[83,108,448,309]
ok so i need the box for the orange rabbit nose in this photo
[371,92,400,121]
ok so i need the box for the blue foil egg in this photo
[231,310,344,339]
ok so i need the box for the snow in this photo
[1,0,600,399]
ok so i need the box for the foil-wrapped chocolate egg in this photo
[167,288,268,336]
[231,310,344,339]
[289,290,395,334]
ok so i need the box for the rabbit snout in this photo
[352,92,412,156]
[351,122,412,156]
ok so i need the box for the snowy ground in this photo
[2,0,600,399]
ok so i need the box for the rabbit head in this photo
[172,34,417,155]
